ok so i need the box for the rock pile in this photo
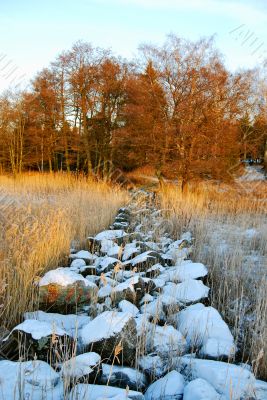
[0,191,266,399]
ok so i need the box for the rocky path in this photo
[0,190,266,399]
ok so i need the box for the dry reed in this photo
[0,172,128,329]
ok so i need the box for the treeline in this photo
[0,35,266,186]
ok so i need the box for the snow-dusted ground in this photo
[0,190,266,399]
[237,165,266,182]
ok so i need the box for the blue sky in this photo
[0,0,266,92]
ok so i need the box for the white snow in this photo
[98,284,113,299]
[140,294,154,305]
[146,263,165,274]
[123,251,158,267]
[138,354,167,378]
[162,279,209,305]
[175,304,236,358]
[96,256,121,273]
[165,262,208,282]
[122,243,140,261]
[24,311,90,338]
[61,352,101,380]
[151,277,166,289]
[39,267,96,288]
[140,297,164,320]
[145,370,185,400]
[147,324,187,356]
[118,300,139,317]
[113,276,141,293]
[101,364,147,389]
[255,379,267,400]
[70,258,86,269]
[70,250,96,262]
[101,239,121,257]
[238,165,265,182]
[71,384,144,399]
[10,319,67,340]
[81,311,133,345]
[178,357,256,400]
[0,359,63,400]
[94,230,127,241]
[183,378,220,400]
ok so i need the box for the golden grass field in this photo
[0,173,128,329]
[160,181,267,379]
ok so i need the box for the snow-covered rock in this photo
[164,262,208,282]
[122,243,141,261]
[39,267,92,287]
[80,311,137,364]
[183,378,221,400]
[178,357,256,400]
[101,239,121,257]
[123,251,163,271]
[5,319,72,361]
[71,384,144,399]
[100,363,147,391]
[140,297,165,320]
[98,284,113,300]
[38,267,98,312]
[162,279,209,305]
[140,293,154,305]
[70,258,86,269]
[119,300,139,317]
[96,256,121,274]
[94,229,127,242]
[112,276,155,304]
[61,352,101,383]
[0,359,63,400]
[147,324,187,357]
[255,379,267,400]
[174,304,236,359]
[145,370,185,400]
[138,353,167,379]
[145,263,165,278]
[69,250,96,264]
[24,310,90,338]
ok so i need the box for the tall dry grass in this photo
[159,181,267,379]
[0,173,128,329]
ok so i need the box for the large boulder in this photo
[162,261,208,283]
[38,267,98,313]
[183,378,221,400]
[144,370,185,400]
[24,310,90,339]
[3,319,73,362]
[0,359,63,400]
[80,311,137,365]
[162,279,209,306]
[177,356,256,400]
[173,303,236,360]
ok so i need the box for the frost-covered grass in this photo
[160,181,267,379]
[0,173,128,329]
